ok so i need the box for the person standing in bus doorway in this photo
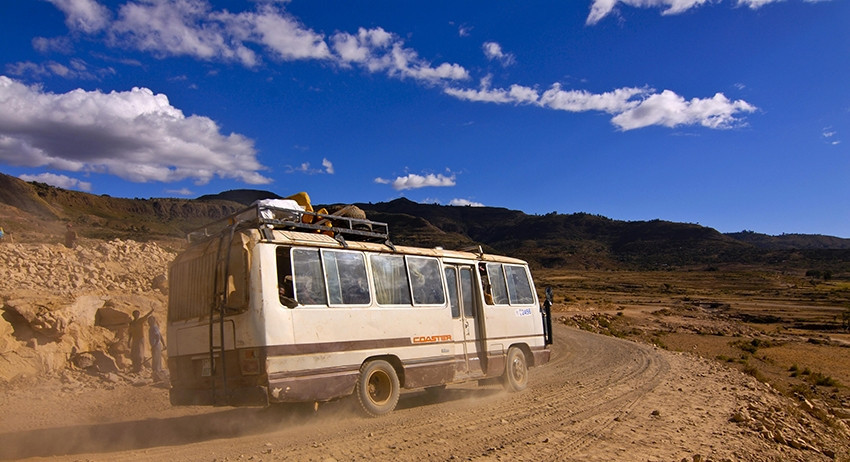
[148,316,166,382]
[64,223,77,249]
[128,308,154,373]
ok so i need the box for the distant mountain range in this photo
[3,173,849,271]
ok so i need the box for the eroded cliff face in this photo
[0,239,174,382]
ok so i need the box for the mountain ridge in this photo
[1,173,848,271]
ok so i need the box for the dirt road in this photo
[1,325,845,461]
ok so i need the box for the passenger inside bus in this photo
[479,263,494,305]
[276,248,298,308]
[296,273,327,305]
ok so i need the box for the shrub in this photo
[808,372,839,387]
[731,338,770,354]
[790,384,812,398]
[743,364,766,383]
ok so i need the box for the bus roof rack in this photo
[187,202,391,244]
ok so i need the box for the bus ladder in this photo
[209,222,238,405]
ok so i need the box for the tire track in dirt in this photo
[459,326,670,461]
[15,325,671,461]
[193,325,671,461]
[7,324,848,461]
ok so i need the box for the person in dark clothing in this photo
[64,223,77,249]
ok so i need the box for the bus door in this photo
[444,264,485,379]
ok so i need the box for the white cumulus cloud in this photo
[482,42,515,66]
[445,80,756,131]
[374,173,457,191]
[19,172,92,192]
[611,90,757,130]
[587,0,828,24]
[110,0,263,67]
[166,187,194,196]
[6,58,114,81]
[449,198,484,207]
[47,1,467,85]
[46,0,111,33]
[331,27,469,83]
[0,76,271,185]
[287,158,335,175]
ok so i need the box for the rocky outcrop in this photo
[0,240,174,297]
[0,240,174,382]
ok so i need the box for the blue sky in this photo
[0,0,847,237]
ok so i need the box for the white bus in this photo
[167,200,552,416]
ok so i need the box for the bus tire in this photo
[355,359,400,417]
[502,347,528,392]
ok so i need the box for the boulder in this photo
[152,274,168,294]
[67,295,106,328]
[5,298,68,338]
[95,307,132,330]
[0,312,19,354]
[71,350,120,374]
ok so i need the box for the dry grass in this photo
[536,267,850,411]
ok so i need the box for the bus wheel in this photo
[356,360,400,417]
[502,347,528,392]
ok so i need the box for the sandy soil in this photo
[1,325,847,462]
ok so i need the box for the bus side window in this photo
[445,267,460,317]
[486,263,509,305]
[407,257,445,305]
[323,250,370,306]
[370,254,412,305]
[292,248,328,306]
[505,265,534,304]
[276,247,297,307]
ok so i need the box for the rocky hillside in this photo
[0,239,175,382]
[2,172,850,271]
[0,172,244,244]
[728,230,850,250]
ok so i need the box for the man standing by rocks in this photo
[64,223,77,249]
[128,308,153,373]
[148,316,166,382]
